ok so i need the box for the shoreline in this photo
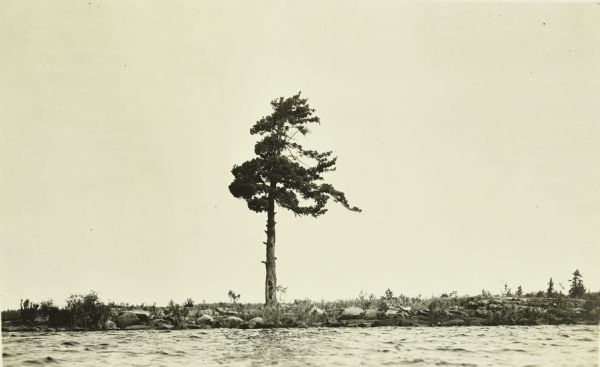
[3,295,599,332]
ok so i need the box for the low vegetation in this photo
[2,270,598,331]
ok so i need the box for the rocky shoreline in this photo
[3,295,598,332]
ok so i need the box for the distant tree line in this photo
[2,291,111,330]
[488,269,588,299]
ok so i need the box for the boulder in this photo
[104,320,117,330]
[325,318,341,327]
[340,306,365,320]
[116,312,141,328]
[199,309,215,316]
[449,309,466,316]
[385,308,400,318]
[364,309,379,320]
[196,315,214,324]
[248,317,264,328]
[220,316,245,328]
[399,306,412,312]
[129,310,150,322]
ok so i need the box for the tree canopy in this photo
[229,92,361,217]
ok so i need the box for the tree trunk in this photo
[264,190,277,306]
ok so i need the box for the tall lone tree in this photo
[229,92,361,305]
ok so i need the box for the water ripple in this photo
[2,325,598,366]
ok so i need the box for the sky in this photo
[1,1,599,309]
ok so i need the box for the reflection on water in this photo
[2,325,598,366]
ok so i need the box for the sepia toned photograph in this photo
[1,1,599,366]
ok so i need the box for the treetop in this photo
[229,92,361,217]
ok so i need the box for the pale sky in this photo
[1,1,599,309]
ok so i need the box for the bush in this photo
[65,291,110,330]
[20,299,39,325]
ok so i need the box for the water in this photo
[2,325,598,366]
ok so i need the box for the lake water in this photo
[2,325,598,366]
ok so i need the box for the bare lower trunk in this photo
[264,192,277,306]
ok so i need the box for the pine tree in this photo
[547,278,554,298]
[568,269,586,298]
[516,285,523,297]
[229,92,361,305]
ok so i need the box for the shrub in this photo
[20,299,39,325]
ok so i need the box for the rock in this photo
[248,317,264,328]
[399,306,412,312]
[441,319,465,327]
[418,308,430,315]
[220,316,245,328]
[449,309,466,316]
[159,323,174,330]
[129,310,150,322]
[104,320,117,330]
[325,318,341,327]
[364,309,379,320]
[309,306,326,316]
[151,318,165,326]
[385,308,400,318]
[199,309,215,316]
[239,322,250,329]
[196,315,214,324]
[116,312,141,328]
[216,307,240,317]
[125,324,152,330]
[340,306,365,320]
[297,322,308,328]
